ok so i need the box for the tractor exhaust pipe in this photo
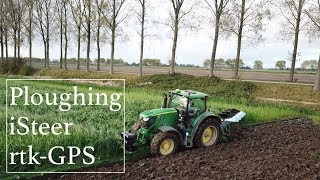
[162,93,168,108]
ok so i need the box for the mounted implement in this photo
[121,90,246,156]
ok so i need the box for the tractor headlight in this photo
[140,117,156,128]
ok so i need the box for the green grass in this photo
[0,74,319,179]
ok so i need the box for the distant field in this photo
[32,63,317,84]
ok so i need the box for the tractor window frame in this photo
[187,97,206,117]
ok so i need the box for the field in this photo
[56,118,320,180]
[1,72,320,179]
[33,63,318,84]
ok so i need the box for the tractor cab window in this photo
[188,98,206,116]
[169,95,188,112]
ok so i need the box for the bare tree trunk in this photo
[171,14,179,75]
[59,10,63,69]
[77,26,81,70]
[314,53,320,91]
[209,16,220,77]
[234,0,245,78]
[13,29,17,64]
[43,41,47,68]
[46,35,50,68]
[28,5,32,66]
[46,9,50,69]
[0,16,3,63]
[4,29,8,61]
[289,0,303,82]
[0,2,3,63]
[97,20,101,71]
[64,2,68,71]
[109,0,116,75]
[110,27,115,74]
[139,0,145,77]
[17,20,21,59]
[86,1,91,72]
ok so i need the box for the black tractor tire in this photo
[194,119,221,148]
[150,132,179,156]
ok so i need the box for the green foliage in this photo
[105,58,124,65]
[0,58,34,75]
[253,60,263,69]
[225,59,245,69]
[142,58,161,66]
[301,60,318,70]
[275,60,286,70]
[203,58,226,69]
[133,74,256,99]
[203,59,210,68]
[18,65,37,76]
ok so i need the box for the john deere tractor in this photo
[122,90,246,156]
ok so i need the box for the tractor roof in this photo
[171,90,208,99]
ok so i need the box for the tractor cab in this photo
[164,90,208,124]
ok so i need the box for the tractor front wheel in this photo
[194,119,221,148]
[150,132,179,156]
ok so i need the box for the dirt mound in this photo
[56,118,320,180]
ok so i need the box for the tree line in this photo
[0,0,319,90]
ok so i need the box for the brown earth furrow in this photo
[53,118,320,180]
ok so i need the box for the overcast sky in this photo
[8,1,320,69]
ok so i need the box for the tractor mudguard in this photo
[188,114,221,147]
[159,126,184,145]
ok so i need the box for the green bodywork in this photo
[132,90,220,148]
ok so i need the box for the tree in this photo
[134,0,149,76]
[34,0,56,68]
[225,0,271,78]
[304,0,320,91]
[253,60,263,69]
[277,0,309,82]
[22,0,34,66]
[70,0,85,70]
[57,0,64,69]
[225,58,244,69]
[83,0,92,72]
[203,59,210,68]
[165,0,200,74]
[94,0,107,71]
[6,0,25,63]
[215,58,225,69]
[63,0,68,71]
[301,60,318,70]
[0,1,4,62]
[204,0,230,77]
[143,58,161,66]
[275,60,286,70]
[104,0,128,74]
[168,59,178,67]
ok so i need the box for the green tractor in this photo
[122,89,246,156]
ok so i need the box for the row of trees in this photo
[0,0,319,90]
[204,59,318,70]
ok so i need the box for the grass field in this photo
[1,74,319,179]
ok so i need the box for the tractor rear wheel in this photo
[194,119,221,148]
[150,132,179,156]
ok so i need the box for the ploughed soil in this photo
[54,118,320,180]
